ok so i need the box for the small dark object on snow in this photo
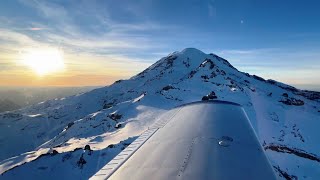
[77,154,86,169]
[201,75,209,80]
[108,144,115,148]
[51,150,58,156]
[103,103,113,109]
[202,91,217,101]
[207,91,217,99]
[109,113,122,121]
[202,96,209,101]
[67,122,74,129]
[84,145,91,151]
[162,85,174,91]
[282,93,289,97]
[115,123,122,129]
[84,145,93,155]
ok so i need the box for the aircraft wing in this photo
[90,100,277,180]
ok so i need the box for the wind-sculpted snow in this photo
[1,48,319,179]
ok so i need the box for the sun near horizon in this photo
[20,48,65,76]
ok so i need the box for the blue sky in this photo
[0,0,319,89]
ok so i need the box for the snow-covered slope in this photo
[1,48,319,179]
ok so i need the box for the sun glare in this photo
[21,48,65,76]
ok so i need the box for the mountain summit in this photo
[1,48,319,179]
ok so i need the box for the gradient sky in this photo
[1,0,320,89]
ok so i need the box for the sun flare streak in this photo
[21,48,65,76]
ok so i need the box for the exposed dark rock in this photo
[183,58,190,68]
[162,85,174,91]
[84,145,93,155]
[296,90,320,100]
[67,122,74,129]
[267,79,277,84]
[210,71,217,78]
[209,63,215,69]
[248,87,256,92]
[202,91,217,101]
[273,165,298,180]
[271,81,299,93]
[292,124,305,142]
[199,58,215,69]
[282,93,289,97]
[201,96,209,101]
[77,154,86,169]
[165,55,178,66]
[207,91,217,99]
[114,80,122,84]
[244,80,250,83]
[108,113,122,121]
[115,123,122,129]
[252,75,265,82]
[201,75,209,80]
[84,145,91,151]
[188,70,197,78]
[51,150,58,156]
[2,113,23,119]
[279,98,304,106]
[62,153,72,162]
[267,92,272,97]
[103,103,113,109]
[108,144,115,148]
[283,85,299,92]
[264,143,320,162]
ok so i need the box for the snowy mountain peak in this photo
[180,47,207,56]
[132,48,230,85]
[1,48,319,179]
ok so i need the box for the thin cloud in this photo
[15,0,172,56]
[28,27,45,31]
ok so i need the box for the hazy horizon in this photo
[0,86,99,113]
[1,80,320,92]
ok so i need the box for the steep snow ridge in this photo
[0,48,319,179]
